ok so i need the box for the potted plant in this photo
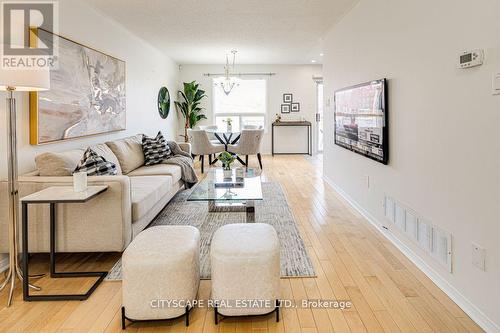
[218,151,236,178]
[174,81,207,142]
[223,118,233,132]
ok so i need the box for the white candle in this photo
[73,172,88,192]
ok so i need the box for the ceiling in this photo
[83,0,358,65]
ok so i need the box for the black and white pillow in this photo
[142,131,171,166]
[73,148,118,176]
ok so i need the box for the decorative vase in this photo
[227,124,232,132]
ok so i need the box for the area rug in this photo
[105,182,315,280]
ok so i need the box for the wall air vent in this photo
[384,195,453,273]
[431,226,452,273]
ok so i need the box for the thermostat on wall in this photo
[458,49,484,69]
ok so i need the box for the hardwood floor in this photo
[0,155,484,332]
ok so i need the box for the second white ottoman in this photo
[211,223,280,324]
[122,226,200,328]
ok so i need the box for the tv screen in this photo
[334,79,388,164]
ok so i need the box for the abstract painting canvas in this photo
[30,29,126,145]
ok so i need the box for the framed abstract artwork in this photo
[281,104,290,113]
[29,28,126,145]
[291,102,300,112]
[283,93,292,103]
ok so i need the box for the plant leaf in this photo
[178,80,207,128]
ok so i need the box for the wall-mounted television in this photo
[334,78,388,164]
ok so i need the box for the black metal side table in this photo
[21,185,108,301]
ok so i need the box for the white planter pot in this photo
[223,169,232,179]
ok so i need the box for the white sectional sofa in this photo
[0,134,191,253]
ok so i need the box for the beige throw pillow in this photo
[106,135,145,174]
[35,149,85,176]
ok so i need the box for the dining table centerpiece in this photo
[223,118,233,132]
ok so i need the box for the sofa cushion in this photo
[35,143,122,176]
[130,176,172,222]
[127,164,182,183]
[35,149,84,176]
[106,135,144,174]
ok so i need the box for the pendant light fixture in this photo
[218,50,240,96]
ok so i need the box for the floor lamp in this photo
[0,68,50,306]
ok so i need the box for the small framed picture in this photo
[281,104,291,113]
[283,93,293,103]
[291,102,300,112]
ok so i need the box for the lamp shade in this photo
[0,68,50,91]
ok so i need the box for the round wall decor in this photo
[158,86,170,119]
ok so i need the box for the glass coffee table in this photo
[187,168,263,222]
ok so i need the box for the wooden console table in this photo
[271,121,312,156]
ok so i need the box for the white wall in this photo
[179,64,322,154]
[0,0,180,178]
[0,0,179,268]
[322,0,500,331]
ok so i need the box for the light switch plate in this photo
[472,243,486,271]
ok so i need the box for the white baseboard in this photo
[0,255,8,273]
[323,175,500,333]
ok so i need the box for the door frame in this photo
[313,76,324,154]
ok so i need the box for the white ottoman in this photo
[211,223,280,324]
[121,226,200,328]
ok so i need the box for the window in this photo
[213,78,266,131]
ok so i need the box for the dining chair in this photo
[198,125,218,131]
[198,125,218,140]
[188,129,225,173]
[242,125,262,130]
[227,129,265,169]
[198,125,221,160]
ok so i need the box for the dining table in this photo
[204,128,246,166]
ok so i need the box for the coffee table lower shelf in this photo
[208,200,256,222]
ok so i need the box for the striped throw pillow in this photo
[142,131,171,166]
[74,148,118,176]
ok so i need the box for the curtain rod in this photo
[203,72,276,77]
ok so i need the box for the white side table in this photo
[21,185,108,301]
